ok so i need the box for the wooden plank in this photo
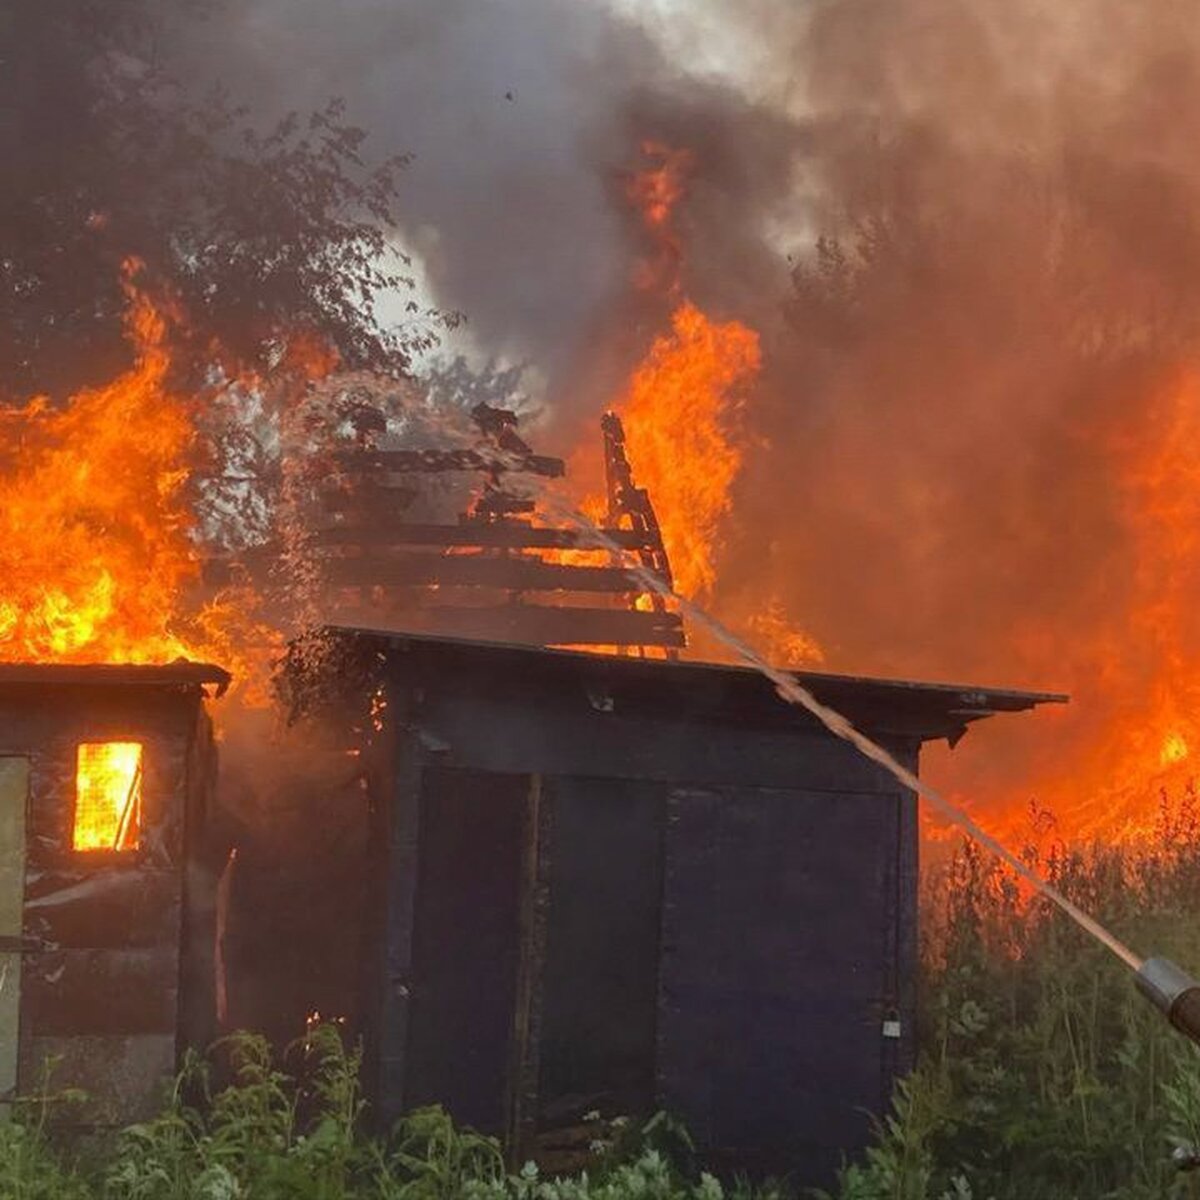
[336,449,565,478]
[0,663,228,689]
[895,759,919,1078]
[23,947,179,1036]
[0,758,28,1108]
[322,553,640,594]
[507,774,549,1163]
[537,777,664,1126]
[321,485,416,514]
[370,726,423,1128]
[396,605,685,649]
[24,868,181,950]
[404,695,902,792]
[402,768,527,1134]
[315,523,654,552]
[658,787,898,1182]
[656,787,721,1146]
[472,493,536,517]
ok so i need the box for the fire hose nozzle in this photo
[1136,957,1200,1046]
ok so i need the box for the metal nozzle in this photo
[1136,957,1200,1047]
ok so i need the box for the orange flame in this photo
[913,367,1200,845]
[74,741,143,851]
[597,143,761,600]
[561,142,820,668]
[0,262,202,664]
[619,301,760,598]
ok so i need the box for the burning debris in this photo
[314,402,684,653]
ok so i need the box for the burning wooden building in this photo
[282,627,1062,1181]
[0,662,229,1122]
[0,399,1065,1179]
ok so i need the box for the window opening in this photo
[74,742,143,851]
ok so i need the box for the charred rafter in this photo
[310,404,683,655]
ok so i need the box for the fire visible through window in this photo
[74,742,143,851]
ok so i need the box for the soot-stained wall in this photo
[0,666,226,1124]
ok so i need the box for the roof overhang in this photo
[310,626,1066,747]
[0,661,231,697]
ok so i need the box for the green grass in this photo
[0,1028,743,1200]
[827,790,1200,1200]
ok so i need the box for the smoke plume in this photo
[166,0,1200,835]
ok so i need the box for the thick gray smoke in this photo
[169,1,798,435]
[174,0,1200,834]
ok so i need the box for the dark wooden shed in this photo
[0,662,229,1123]
[304,629,1060,1183]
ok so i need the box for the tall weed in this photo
[833,791,1200,1199]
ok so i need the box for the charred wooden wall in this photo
[0,678,220,1122]
[344,634,932,1184]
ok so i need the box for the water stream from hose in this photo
[542,496,1145,974]
[318,387,1145,973]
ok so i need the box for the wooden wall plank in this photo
[317,523,652,552]
[657,786,902,1183]
[21,1034,175,1125]
[24,868,180,949]
[23,947,179,1037]
[323,553,640,594]
[335,449,565,477]
[393,605,685,649]
[0,758,29,1108]
[369,727,423,1128]
[410,694,904,793]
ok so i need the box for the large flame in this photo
[0,263,201,663]
[565,141,818,669]
[928,368,1200,843]
[567,145,762,602]
[619,301,759,598]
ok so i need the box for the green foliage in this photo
[19,803,1200,1200]
[0,1026,764,1200]
[830,793,1200,1200]
[0,3,433,398]
[0,1077,90,1200]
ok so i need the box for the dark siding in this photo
[413,695,901,794]
[403,767,526,1134]
[359,638,934,1180]
[537,776,664,1125]
[23,947,179,1035]
[658,785,903,1180]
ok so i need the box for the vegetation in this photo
[827,793,1200,1200]
[9,801,1200,1199]
[0,1028,750,1200]
[0,3,437,398]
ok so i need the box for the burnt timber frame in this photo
[316,629,1064,1182]
[314,408,686,654]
